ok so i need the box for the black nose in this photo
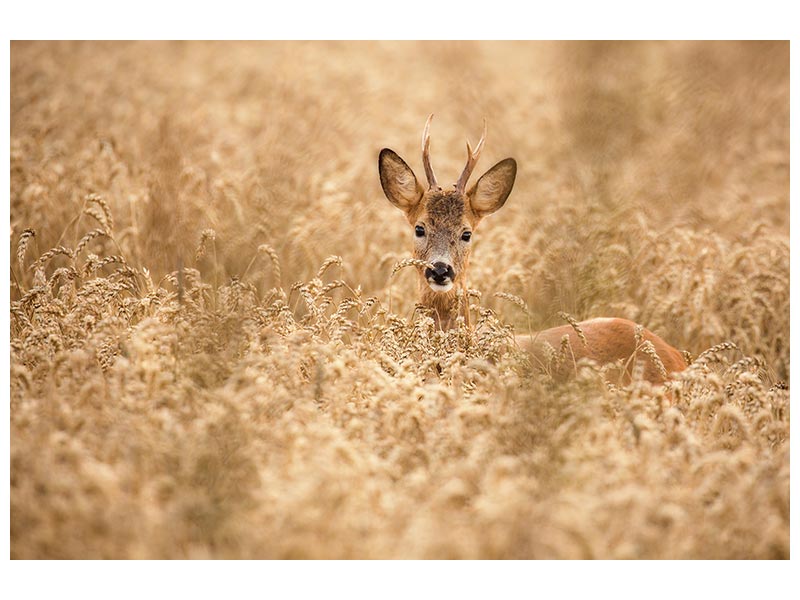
[425,261,454,284]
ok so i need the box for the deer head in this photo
[378,115,517,327]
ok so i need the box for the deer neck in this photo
[419,280,469,330]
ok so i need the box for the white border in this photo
[1,1,797,40]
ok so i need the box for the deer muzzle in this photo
[425,261,455,292]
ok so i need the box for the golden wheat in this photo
[9,40,789,559]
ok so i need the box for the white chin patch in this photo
[427,280,453,293]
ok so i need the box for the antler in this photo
[455,119,487,194]
[421,114,439,190]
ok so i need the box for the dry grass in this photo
[10,41,789,559]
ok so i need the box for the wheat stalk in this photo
[31,246,74,270]
[317,255,343,279]
[558,311,588,347]
[195,229,217,263]
[16,228,35,272]
[639,340,668,381]
[258,244,282,287]
[390,258,434,277]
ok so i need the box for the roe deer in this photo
[378,115,687,384]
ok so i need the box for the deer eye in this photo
[415,225,425,237]
[461,231,472,242]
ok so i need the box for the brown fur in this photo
[517,318,687,384]
[379,120,687,384]
[408,190,476,329]
[378,136,515,331]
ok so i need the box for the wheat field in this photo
[9,41,789,559]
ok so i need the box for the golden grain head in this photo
[639,340,668,381]
[390,258,435,277]
[558,310,588,347]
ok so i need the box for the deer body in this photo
[517,318,686,383]
[378,116,686,384]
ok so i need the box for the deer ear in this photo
[379,148,424,212]
[468,158,516,218]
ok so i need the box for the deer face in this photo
[378,116,516,294]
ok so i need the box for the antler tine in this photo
[455,118,487,193]
[421,113,439,189]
